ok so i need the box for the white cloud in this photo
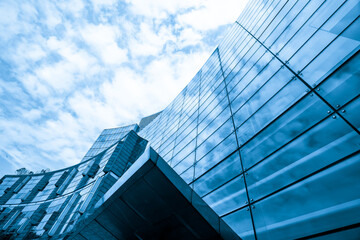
[20,74,51,97]
[0,0,249,173]
[90,0,117,11]
[22,109,43,121]
[80,24,128,65]
[56,0,84,18]
[129,22,176,57]
[177,0,247,31]
[41,1,62,28]
[0,2,20,41]
[178,28,203,48]
[126,0,200,18]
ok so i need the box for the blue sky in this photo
[0,0,248,177]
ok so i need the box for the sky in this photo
[0,0,248,177]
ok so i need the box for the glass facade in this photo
[139,0,360,239]
[0,0,359,239]
[81,124,139,162]
[0,130,148,239]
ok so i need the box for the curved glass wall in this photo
[139,0,360,239]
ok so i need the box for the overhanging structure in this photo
[72,147,239,240]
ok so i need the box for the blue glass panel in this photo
[224,44,270,88]
[241,94,331,169]
[200,80,225,109]
[199,87,228,126]
[246,0,274,34]
[203,174,246,216]
[248,0,282,36]
[219,27,247,72]
[253,0,289,39]
[317,51,360,109]
[229,57,282,111]
[264,0,315,53]
[222,208,255,240]
[172,139,196,167]
[258,0,298,42]
[237,77,308,145]
[173,151,195,174]
[301,18,360,86]
[339,96,360,130]
[173,127,196,155]
[233,66,295,130]
[307,227,360,240]
[195,132,237,178]
[252,153,360,240]
[198,106,232,146]
[247,114,360,201]
[196,118,234,160]
[179,165,194,184]
[193,151,242,197]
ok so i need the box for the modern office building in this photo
[0,0,359,239]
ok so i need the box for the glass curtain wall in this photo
[139,0,360,239]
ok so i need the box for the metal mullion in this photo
[252,0,290,39]
[169,87,189,166]
[222,0,301,79]
[222,149,360,219]
[237,0,259,25]
[266,0,328,57]
[190,148,240,188]
[230,58,282,115]
[221,0,294,78]
[218,24,242,54]
[217,48,258,240]
[246,0,279,35]
[233,75,303,137]
[236,2,360,135]
[223,41,267,90]
[240,0,271,32]
[191,70,202,189]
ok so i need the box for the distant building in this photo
[1,0,359,239]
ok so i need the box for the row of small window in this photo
[1,155,108,205]
[85,141,119,157]
[0,178,19,197]
[2,184,94,237]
